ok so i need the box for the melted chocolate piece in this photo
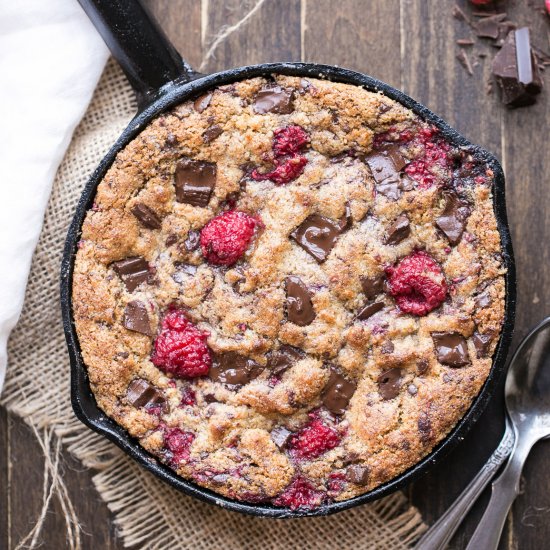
[271,426,293,449]
[432,332,470,367]
[385,214,410,245]
[365,146,406,184]
[418,412,432,443]
[267,345,304,376]
[361,274,385,300]
[126,378,166,409]
[184,230,200,251]
[322,369,357,415]
[203,125,223,143]
[285,276,316,326]
[112,257,150,292]
[165,234,178,247]
[346,464,370,485]
[337,203,353,232]
[355,301,384,320]
[123,301,154,337]
[492,28,542,107]
[472,332,493,358]
[175,159,216,207]
[253,85,294,114]
[377,368,402,400]
[417,359,429,375]
[194,92,213,113]
[475,291,492,308]
[209,352,264,387]
[290,214,341,262]
[435,192,471,246]
[131,203,162,229]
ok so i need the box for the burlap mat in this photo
[2,60,427,549]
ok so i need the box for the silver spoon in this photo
[466,317,550,550]
[417,317,550,550]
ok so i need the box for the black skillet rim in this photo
[60,62,516,519]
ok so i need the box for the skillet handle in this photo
[78,0,199,108]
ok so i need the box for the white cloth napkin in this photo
[0,0,109,392]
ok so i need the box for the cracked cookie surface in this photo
[73,75,506,510]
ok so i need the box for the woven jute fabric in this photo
[2,60,426,549]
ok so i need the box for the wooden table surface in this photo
[1,1,549,548]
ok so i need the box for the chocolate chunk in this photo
[492,28,542,107]
[377,368,402,400]
[112,257,150,292]
[418,412,432,443]
[346,464,370,485]
[253,85,294,114]
[457,38,475,46]
[184,229,200,251]
[472,331,493,358]
[175,159,216,207]
[322,369,357,415]
[203,393,219,404]
[377,179,401,200]
[361,274,384,300]
[131,203,162,229]
[267,344,304,376]
[417,359,429,375]
[271,426,293,449]
[209,352,264,387]
[355,300,384,320]
[285,276,316,326]
[432,332,470,367]
[126,378,166,409]
[475,291,492,308]
[475,15,504,39]
[385,214,410,245]
[203,125,223,143]
[435,192,471,245]
[365,146,406,184]
[290,214,341,262]
[194,92,213,113]
[337,202,353,232]
[165,234,178,247]
[123,301,154,337]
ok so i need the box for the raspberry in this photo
[404,128,451,188]
[373,127,415,148]
[164,428,195,464]
[151,309,211,378]
[180,387,196,407]
[251,125,309,185]
[289,418,341,459]
[386,251,447,316]
[273,476,326,510]
[272,125,310,157]
[251,155,307,185]
[200,210,258,265]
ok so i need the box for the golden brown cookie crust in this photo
[72,75,505,507]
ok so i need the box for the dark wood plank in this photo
[0,406,9,550]
[304,0,401,88]
[202,0,302,73]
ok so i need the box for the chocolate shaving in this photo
[456,50,474,75]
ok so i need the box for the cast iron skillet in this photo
[61,0,516,518]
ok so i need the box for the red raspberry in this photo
[251,125,309,185]
[200,210,258,265]
[289,418,341,460]
[386,251,447,316]
[164,428,195,464]
[404,128,451,188]
[272,125,310,157]
[251,154,307,185]
[151,309,211,378]
[273,476,326,510]
[180,387,196,407]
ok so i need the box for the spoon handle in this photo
[416,420,515,550]
[465,433,534,550]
